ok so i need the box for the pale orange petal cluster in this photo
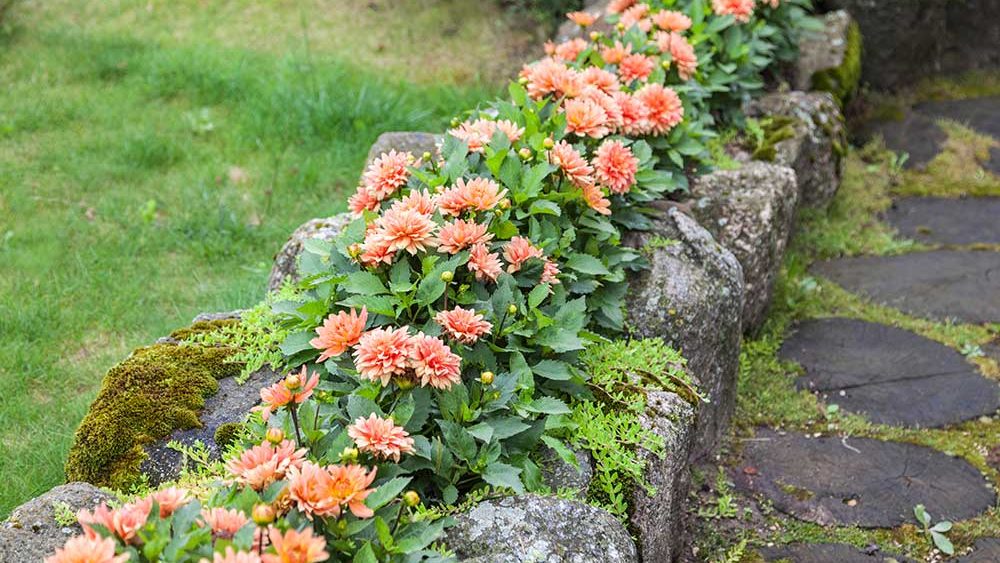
[503,237,545,273]
[207,547,262,563]
[468,242,503,283]
[594,139,639,194]
[226,439,307,490]
[541,259,562,285]
[437,219,493,254]
[711,0,755,22]
[200,507,250,539]
[550,140,595,190]
[353,326,414,385]
[78,499,150,546]
[255,368,320,421]
[45,534,127,563]
[261,527,329,563]
[150,487,190,518]
[348,413,416,461]
[436,177,507,217]
[286,461,376,520]
[635,83,684,135]
[656,31,698,80]
[361,150,413,200]
[606,0,636,14]
[564,98,610,139]
[566,11,598,27]
[311,307,368,362]
[652,10,692,32]
[620,3,652,32]
[435,307,493,345]
[520,58,582,100]
[371,206,438,255]
[410,334,464,389]
[618,53,655,83]
[551,38,589,62]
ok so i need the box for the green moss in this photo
[213,422,244,451]
[894,121,1000,198]
[167,319,239,341]
[65,342,241,489]
[810,20,862,105]
[751,116,799,162]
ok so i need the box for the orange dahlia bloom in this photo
[373,207,438,255]
[600,41,631,65]
[410,334,463,389]
[656,31,698,80]
[261,527,330,563]
[437,219,493,255]
[359,232,395,267]
[78,499,149,546]
[353,326,414,385]
[468,242,503,283]
[392,189,437,215]
[347,187,380,217]
[200,508,250,539]
[435,307,493,345]
[226,439,307,490]
[148,487,190,518]
[45,534,127,563]
[615,91,651,136]
[636,83,684,135]
[594,140,639,195]
[494,120,525,143]
[362,150,412,200]
[580,86,623,131]
[652,10,692,32]
[449,119,495,153]
[550,140,595,189]
[552,38,589,62]
[461,177,508,212]
[286,461,377,520]
[255,368,320,421]
[541,259,562,285]
[618,53,655,83]
[712,0,755,22]
[581,183,612,216]
[348,413,416,461]
[503,236,545,273]
[311,307,368,362]
[566,11,597,26]
[620,3,652,32]
[564,98,610,139]
[520,58,581,100]
[206,547,262,563]
[606,0,636,14]
[580,67,621,94]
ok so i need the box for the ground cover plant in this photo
[39,1,822,561]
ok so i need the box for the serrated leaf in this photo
[532,359,572,380]
[341,271,389,295]
[481,462,524,494]
[523,396,571,415]
[564,254,611,276]
[365,477,411,511]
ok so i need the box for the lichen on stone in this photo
[65,342,241,489]
[811,21,862,105]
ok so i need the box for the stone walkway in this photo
[732,98,1000,561]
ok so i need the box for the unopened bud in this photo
[396,378,416,390]
[441,271,454,283]
[284,373,302,391]
[661,60,671,69]
[616,22,625,31]
[347,243,363,258]
[265,428,285,444]
[402,490,420,507]
[450,118,460,127]
[252,504,275,525]
[422,151,432,161]
[480,371,495,385]
[542,137,555,149]
[518,147,533,160]
[340,447,359,463]
[508,304,518,315]
[518,76,528,85]
[589,31,601,41]
[499,199,511,210]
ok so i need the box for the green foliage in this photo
[500,0,583,24]
[915,504,955,555]
[744,115,799,161]
[810,21,862,105]
[64,343,241,489]
[185,301,291,382]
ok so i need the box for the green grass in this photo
[0,0,537,516]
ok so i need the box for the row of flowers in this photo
[50,1,815,561]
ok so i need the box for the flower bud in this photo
[441,271,454,283]
[518,76,528,85]
[340,447,359,463]
[542,137,555,149]
[284,373,302,391]
[402,490,420,507]
[518,147,532,160]
[589,31,601,41]
[661,60,671,70]
[499,198,511,210]
[347,243,363,258]
[616,22,625,31]
[252,504,275,526]
[480,371,495,385]
[265,428,285,444]
[396,377,416,390]
[422,151,432,161]
[507,304,518,315]
[450,118,460,127]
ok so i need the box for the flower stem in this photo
[289,404,304,446]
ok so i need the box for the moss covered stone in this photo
[168,318,239,341]
[213,421,244,451]
[811,21,862,106]
[65,342,240,489]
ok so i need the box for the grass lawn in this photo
[0,0,543,516]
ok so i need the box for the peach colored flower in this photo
[615,91,651,136]
[580,67,621,94]
[468,242,503,283]
[226,439,307,490]
[285,461,377,520]
[449,119,496,153]
[620,3,652,32]
[348,187,380,216]
[392,189,437,215]
[261,527,330,563]
[552,38,589,62]
[581,183,612,216]
[311,307,368,362]
[541,259,561,285]
[434,185,468,217]
[503,236,545,273]
[443,176,508,215]
[566,11,597,26]
[636,83,684,135]
[409,334,463,389]
[564,98,610,139]
[254,368,320,421]
[495,120,525,143]
[594,139,639,194]
[618,53,655,83]
[45,534,127,563]
[549,140,595,190]
[362,150,412,200]
[606,0,636,14]
[204,547,262,563]
[78,500,149,545]
[656,31,698,80]
[652,10,692,32]
[359,232,395,267]
[149,487,189,518]
[600,41,631,65]
[435,307,493,345]
[353,326,414,385]
[348,413,416,461]
[437,219,493,254]
[712,0,755,22]
[200,508,250,539]
[521,59,581,100]
[373,207,438,255]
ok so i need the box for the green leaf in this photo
[365,477,411,511]
[395,520,447,553]
[481,462,525,494]
[337,294,398,317]
[437,420,477,462]
[532,360,572,381]
[528,199,561,216]
[533,326,585,352]
[523,396,571,415]
[279,331,314,356]
[931,531,954,555]
[483,416,531,440]
[564,253,611,276]
[353,542,377,563]
[930,521,952,533]
[541,435,579,470]
[527,284,550,309]
[341,271,389,295]
[517,162,554,203]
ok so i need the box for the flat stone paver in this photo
[760,543,911,562]
[812,250,1000,324]
[917,97,1000,139]
[957,538,1000,562]
[733,430,996,528]
[886,197,1000,245]
[780,318,1000,427]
